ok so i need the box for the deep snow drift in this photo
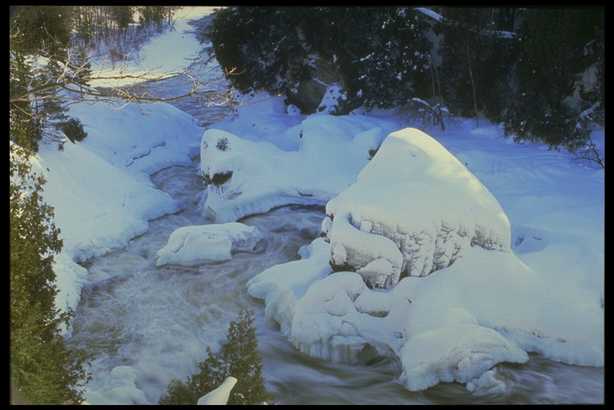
[323,127,511,287]
[156,223,263,266]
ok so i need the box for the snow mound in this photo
[197,376,237,405]
[249,239,602,392]
[324,127,511,287]
[247,238,332,336]
[156,223,263,266]
[200,112,400,223]
[399,324,528,391]
[465,368,507,396]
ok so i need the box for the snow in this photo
[14,1,601,401]
[465,368,507,396]
[247,238,332,336]
[316,83,347,114]
[244,112,603,393]
[89,7,218,87]
[197,376,238,405]
[85,366,148,405]
[399,324,528,391]
[29,97,203,316]
[155,223,263,266]
[415,7,444,22]
[200,93,401,222]
[324,128,511,286]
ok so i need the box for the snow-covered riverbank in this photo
[29,6,603,404]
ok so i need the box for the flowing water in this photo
[66,15,604,405]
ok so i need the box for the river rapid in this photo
[66,14,604,405]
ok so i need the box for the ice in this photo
[325,127,511,287]
[156,223,263,266]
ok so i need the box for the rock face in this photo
[155,223,262,267]
[323,128,511,288]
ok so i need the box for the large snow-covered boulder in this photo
[323,127,511,288]
[156,223,263,267]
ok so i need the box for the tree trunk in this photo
[465,42,479,126]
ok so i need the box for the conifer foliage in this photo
[502,8,604,150]
[160,309,269,405]
[10,144,90,404]
[209,6,604,153]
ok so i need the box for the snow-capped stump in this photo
[324,128,511,288]
[155,223,263,267]
[197,376,238,405]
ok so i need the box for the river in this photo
[66,14,604,405]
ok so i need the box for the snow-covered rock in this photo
[200,112,400,223]
[197,377,237,405]
[465,369,507,396]
[248,238,603,392]
[324,127,511,288]
[399,324,528,391]
[247,238,332,336]
[156,223,262,266]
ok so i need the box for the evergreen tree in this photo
[160,309,269,405]
[338,7,431,109]
[437,8,518,120]
[9,48,42,152]
[110,6,133,31]
[11,6,88,152]
[221,309,268,405]
[502,8,603,150]
[10,143,90,404]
